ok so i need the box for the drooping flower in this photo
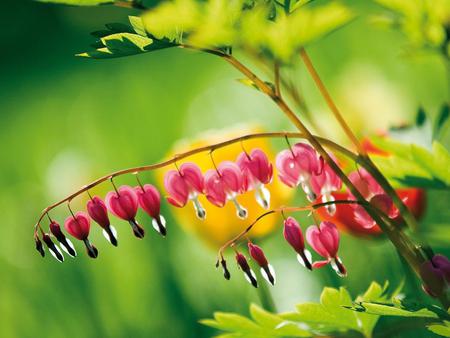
[348,169,399,229]
[419,254,450,298]
[50,220,76,257]
[283,217,312,270]
[135,184,166,236]
[64,212,98,258]
[248,242,276,285]
[276,143,322,201]
[311,159,342,216]
[217,258,231,280]
[42,233,64,262]
[236,148,273,209]
[306,221,346,276]
[204,161,248,219]
[164,162,206,219]
[87,196,117,246]
[105,185,145,238]
[34,235,45,257]
[235,252,258,288]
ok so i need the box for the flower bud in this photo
[34,235,45,257]
[50,220,76,257]
[135,184,166,237]
[420,254,450,298]
[87,196,118,246]
[248,242,276,285]
[218,258,231,280]
[42,233,64,263]
[235,252,257,288]
[283,217,312,270]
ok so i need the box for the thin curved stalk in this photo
[34,131,354,231]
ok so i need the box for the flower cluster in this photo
[34,141,407,285]
[224,217,345,288]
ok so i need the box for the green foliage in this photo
[369,106,450,189]
[371,137,450,189]
[140,0,354,62]
[372,0,450,57]
[200,304,311,337]
[202,281,400,338]
[77,16,175,59]
[38,0,113,5]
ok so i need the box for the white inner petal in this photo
[231,197,248,219]
[152,215,166,234]
[322,193,336,216]
[255,185,270,210]
[191,196,206,220]
[330,257,346,277]
[50,245,64,263]
[260,264,276,285]
[60,238,76,257]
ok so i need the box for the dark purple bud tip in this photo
[236,254,259,288]
[260,264,276,286]
[246,270,258,288]
[104,226,118,247]
[83,239,98,259]
[220,259,231,280]
[49,221,65,242]
[43,233,64,263]
[35,237,45,257]
[129,219,145,239]
[60,238,77,258]
[152,216,166,237]
[299,251,312,271]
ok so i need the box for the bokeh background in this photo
[1,0,449,337]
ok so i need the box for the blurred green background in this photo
[1,0,449,337]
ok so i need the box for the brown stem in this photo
[299,49,365,154]
[34,131,353,232]
[299,49,419,230]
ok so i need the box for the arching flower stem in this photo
[34,131,353,234]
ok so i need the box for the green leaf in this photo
[428,323,450,337]
[370,137,450,189]
[38,0,112,5]
[352,301,439,318]
[78,16,176,59]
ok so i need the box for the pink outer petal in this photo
[64,211,91,240]
[180,162,204,193]
[292,143,321,174]
[167,196,184,208]
[275,149,301,187]
[218,161,244,193]
[105,185,138,221]
[204,169,227,207]
[318,221,340,257]
[283,217,305,254]
[312,260,331,269]
[164,170,189,207]
[311,162,342,195]
[306,222,340,258]
[248,243,268,267]
[237,149,273,187]
[135,184,161,218]
[348,168,384,200]
[87,196,110,228]
[353,205,377,229]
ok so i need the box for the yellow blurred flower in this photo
[156,126,293,248]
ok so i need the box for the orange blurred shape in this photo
[156,127,293,248]
[316,137,426,237]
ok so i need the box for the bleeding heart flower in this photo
[164,162,206,219]
[87,196,117,246]
[420,254,450,298]
[204,161,247,219]
[283,217,312,270]
[105,185,144,239]
[235,252,258,288]
[248,242,276,285]
[64,212,98,258]
[50,220,76,257]
[237,148,273,209]
[348,169,398,229]
[311,159,342,216]
[135,184,166,237]
[306,221,346,276]
[276,143,322,201]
